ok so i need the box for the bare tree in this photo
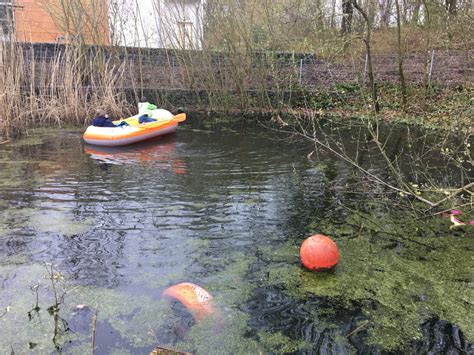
[342,0,354,34]
[352,0,380,113]
[445,0,457,16]
[379,0,394,27]
[395,0,407,108]
[411,0,422,24]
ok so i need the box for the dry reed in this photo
[0,41,133,136]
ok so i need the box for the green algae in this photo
[110,349,133,355]
[242,197,262,206]
[70,251,262,353]
[64,283,206,352]
[0,126,471,353]
[28,209,94,236]
[176,312,261,354]
[0,207,93,237]
[71,288,174,348]
[7,136,45,148]
[191,202,207,210]
[208,216,232,223]
[173,252,263,354]
[5,127,68,149]
[140,268,189,290]
[258,331,307,353]
[0,255,172,352]
[0,208,36,236]
[3,207,464,353]
[0,256,261,354]
[65,343,95,355]
[256,210,474,351]
[0,264,81,354]
[206,252,256,305]
[0,160,45,188]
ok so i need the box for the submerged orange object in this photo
[162,282,215,322]
[300,234,339,271]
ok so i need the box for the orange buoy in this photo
[162,282,215,322]
[300,234,339,271]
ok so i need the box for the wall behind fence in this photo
[22,43,474,91]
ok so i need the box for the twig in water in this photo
[0,305,11,318]
[421,203,473,219]
[150,346,192,355]
[346,320,371,338]
[91,304,99,354]
[428,182,474,208]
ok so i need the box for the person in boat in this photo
[138,96,158,116]
[137,96,159,124]
[138,113,157,124]
[91,114,129,127]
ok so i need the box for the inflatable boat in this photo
[83,110,186,147]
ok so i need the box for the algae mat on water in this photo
[256,209,473,351]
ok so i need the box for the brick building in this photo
[1,0,110,45]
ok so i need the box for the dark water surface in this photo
[0,125,472,354]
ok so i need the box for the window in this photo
[177,21,193,49]
[0,1,14,40]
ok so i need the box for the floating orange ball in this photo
[300,234,339,271]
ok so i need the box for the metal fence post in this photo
[298,58,303,84]
[428,49,435,86]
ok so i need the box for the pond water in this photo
[0,123,472,354]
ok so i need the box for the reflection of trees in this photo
[7,134,191,287]
[0,133,127,287]
[3,127,465,297]
[174,131,289,197]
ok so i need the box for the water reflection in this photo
[0,126,471,354]
[84,136,187,176]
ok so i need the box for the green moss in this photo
[0,207,93,237]
[0,262,180,353]
[258,331,307,353]
[106,247,262,353]
[191,202,207,210]
[66,343,96,355]
[176,312,261,354]
[66,287,176,349]
[0,264,82,354]
[257,210,474,351]
[208,216,232,223]
[174,252,263,353]
[242,198,262,206]
[0,160,45,188]
[0,208,36,236]
[110,349,133,355]
[207,252,256,303]
[7,136,45,148]
[29,210,94,236]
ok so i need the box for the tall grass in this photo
[0,41,132,136]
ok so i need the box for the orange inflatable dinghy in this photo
[83,112,186,147]
[162,282,215,322]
